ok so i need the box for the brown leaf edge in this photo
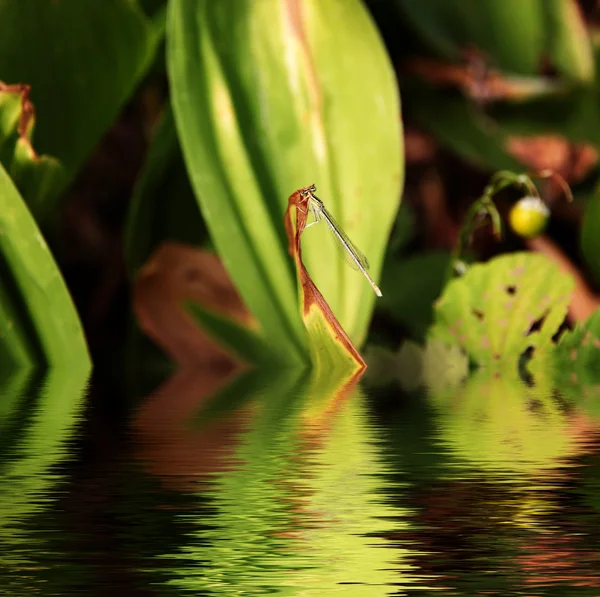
[133,242,257,369]
[285,184,366,370]
[0,81,40,160]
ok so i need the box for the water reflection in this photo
[1,363,600,595]
[0,366,89,593]
[133,367,427,594]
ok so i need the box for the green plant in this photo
[0,163,90,369]
[430,252,574,370]
[161,0,403,366]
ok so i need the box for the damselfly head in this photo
[300,184,317,197]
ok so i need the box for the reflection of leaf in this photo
[0,367,89,570]
[429,253,573,369]
[428,369,585,476]
[153,373,421,594]
[284,187,366,372]
[167,0,402,355]
[0,367,32,434]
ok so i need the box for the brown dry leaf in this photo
[405,128,437,164]
[0,81,38,157]
[133,241,255,367]
[285,185,366,371]
[506,135,599,184]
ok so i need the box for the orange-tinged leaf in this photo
[285,186,366,372]
[133,242,274,368]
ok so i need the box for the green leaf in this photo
[581,187,600,287]
[490,89,600,147]
[380,251,451,341]
[544,0,595,83]
[0,0,156,194]
[8,137,65,223]
[0,85,66,221]
[408,86,524,172]
[125,104,207,278]
[429,252,574,369]
[167,0,402,358]
[0,163,90,368]
[553,309,600,387]
[395,0,546,75]
[187,303,280,368]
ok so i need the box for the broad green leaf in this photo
[429,253,574,369]
[428,369,584,476]
[168,0,402,358]
[0,163,90,368]
[580,187,600,286]
[125,104,207,278]
[395,0,546,75]
[187,304,280,368]
[544,0,595,83]
[126,108,279,369]
[0,0,156,196]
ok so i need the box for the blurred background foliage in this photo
[1,0,600,373]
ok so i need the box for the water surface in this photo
[2,365,600,595]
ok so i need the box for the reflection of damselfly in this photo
[297,184,382,297]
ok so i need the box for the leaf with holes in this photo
[554,309,600,390]
[429,252,574,369]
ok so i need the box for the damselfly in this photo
[297,184,382,297]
